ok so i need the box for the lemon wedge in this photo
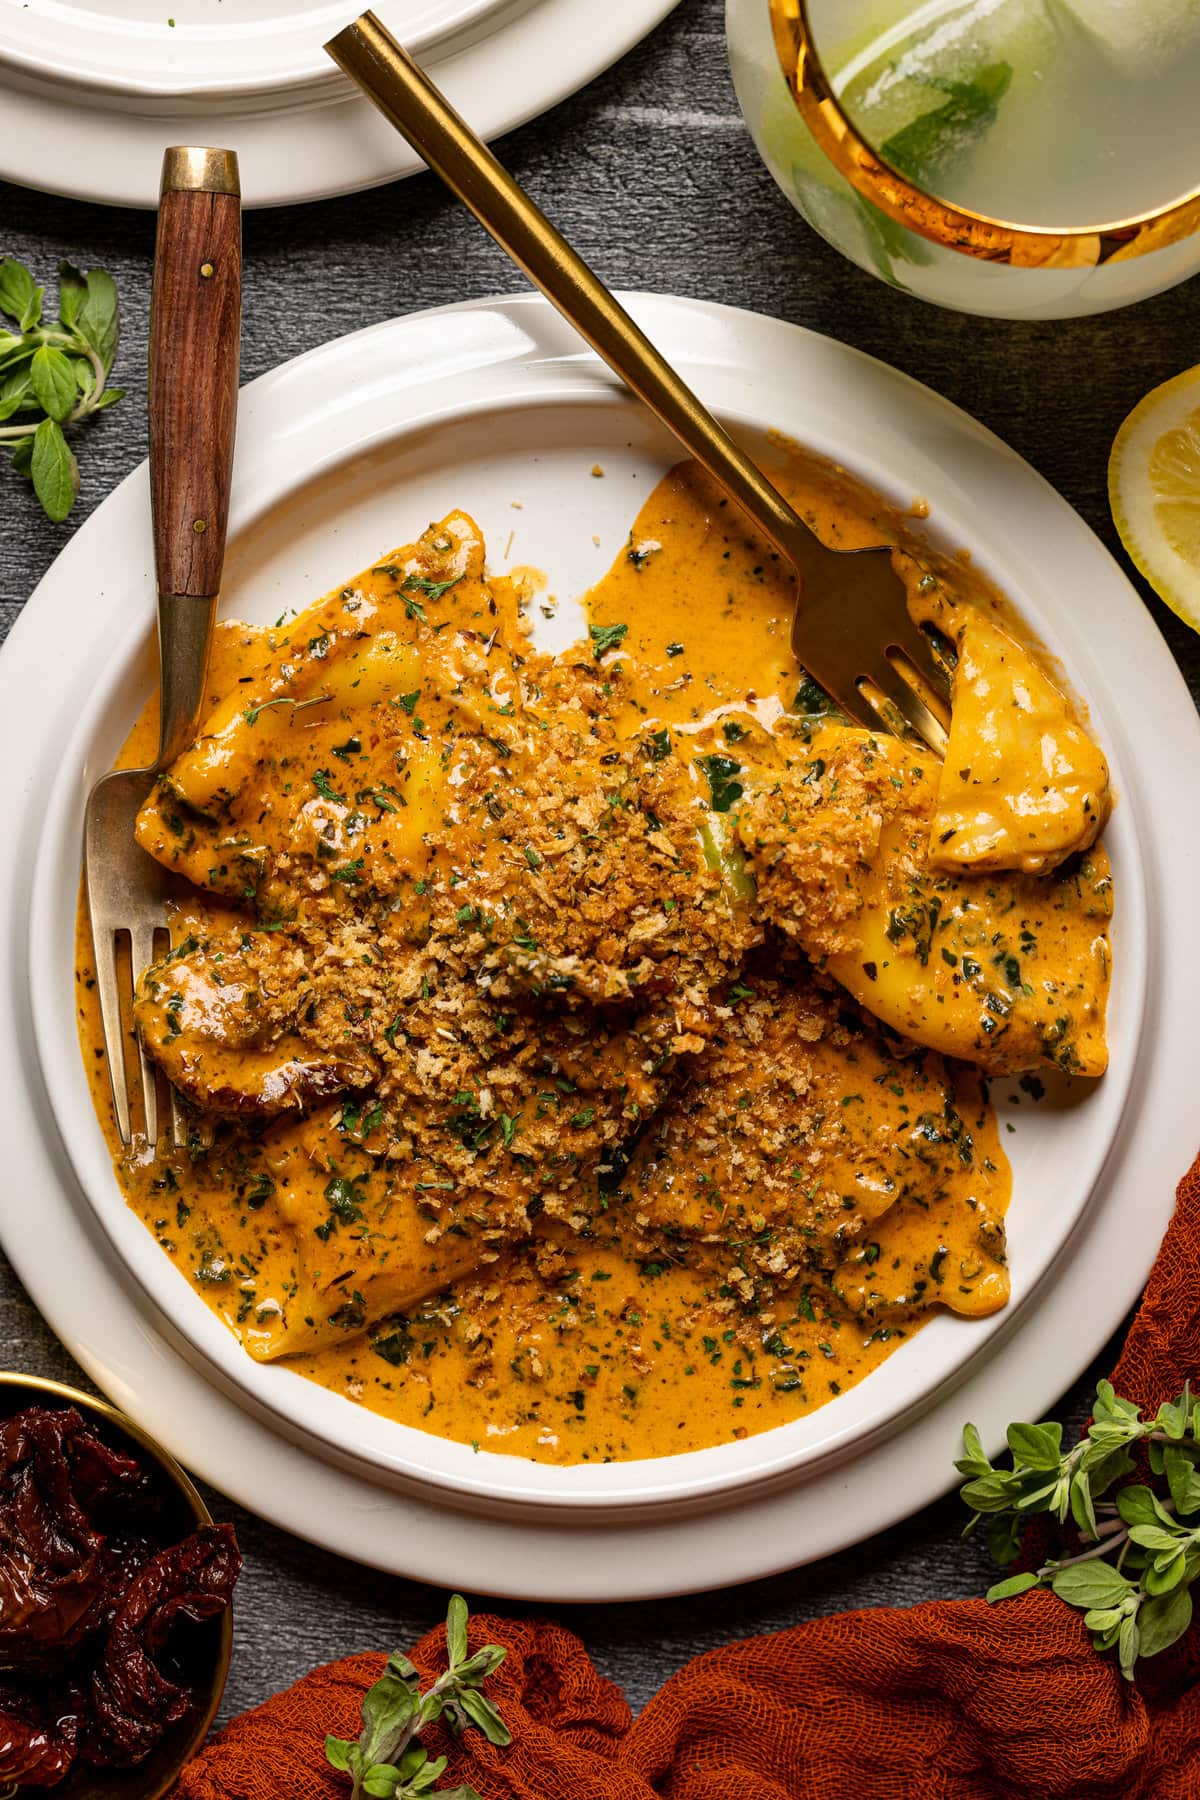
[1109,364,1200,633]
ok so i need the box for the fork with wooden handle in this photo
[326,12,950,754]
[84,146,241,1149]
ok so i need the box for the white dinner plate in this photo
[0,0,521,100]
[3,294,1197,1598]
[23,303,1151,1521]
[0,0,680,208]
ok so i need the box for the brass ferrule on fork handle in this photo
[160,145,241,199]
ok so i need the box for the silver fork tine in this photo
[171,1089,188,1151]
[79,148,239,1162]
[92,930,132,1147]
[130,923,159,1145]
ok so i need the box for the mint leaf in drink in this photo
[881,63,1013,185]
[0,256,123,520]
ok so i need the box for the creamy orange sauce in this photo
[69,449,1116,1466]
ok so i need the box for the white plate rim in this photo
[25,305,1150,1516]
[1,292,1196,1599]
[0,0,682,209]
[0,0,524,102]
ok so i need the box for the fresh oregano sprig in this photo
[0,256,124,522]
[959,1379,1200,1680]
[326,1595,510,1800]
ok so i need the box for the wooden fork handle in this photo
[149,147,241,603]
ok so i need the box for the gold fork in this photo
[326,12,950,753]
[84,147,241,1148]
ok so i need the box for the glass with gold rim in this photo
[727,0,1200,318]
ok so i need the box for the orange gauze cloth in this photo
[174,1155,1200,1800]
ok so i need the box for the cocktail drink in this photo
[728,0,1200,317]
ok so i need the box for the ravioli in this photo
[619,975,1010,1320]
[927,607,1111,875]
[76,447,1114,1464]
[737,723,1111,1076]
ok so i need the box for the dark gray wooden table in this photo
[2,0,1197,1726]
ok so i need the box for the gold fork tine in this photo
[885,611,954,706]
[801,665,882,733]
[864,660,951,756]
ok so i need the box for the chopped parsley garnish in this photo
[312,768,345,803]
[589,621,628,661]
[699,753,744,814]
[402,573,462,604]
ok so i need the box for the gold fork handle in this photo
[326,13,815,572]
[149,147,242,769]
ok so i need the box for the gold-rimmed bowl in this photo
[726,0,1200,319]
[0,1372,233,1800]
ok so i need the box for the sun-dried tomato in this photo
[86,1524,240,1766]
[0,1682,77,1789]
[0,1406,240,1786]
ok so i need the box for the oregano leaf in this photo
[1138,1584,1193,1659]
[30,345,77,423]
[985,1571,1040,1603]
[1049,1561,1133,1610]
[325,1736,354,1773]
[77,268,118,373]
[456,1687,512,1746]
[30,418,78,522]
[1006,1420,1064,1472]
[57,260,87,329]
[0,258,35,323]
[446,1592,469,1667]
[1118,1613,1140,1681]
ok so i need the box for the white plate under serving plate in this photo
[0,0,680,208]
[3,294,1198,1597]
[0,0,524,100]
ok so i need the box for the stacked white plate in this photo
[4,294,1199,1598]
[0,0,681,206]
